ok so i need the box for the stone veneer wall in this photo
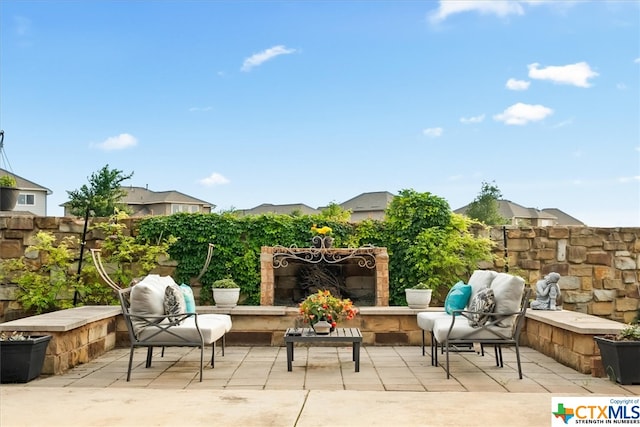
[485,226,639,323]
[1,215,638,322]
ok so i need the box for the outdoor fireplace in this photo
[260,245,389,306]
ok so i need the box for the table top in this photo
[284,327,362,342]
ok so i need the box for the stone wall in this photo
[1,215,638,323]
[487,226,639,323]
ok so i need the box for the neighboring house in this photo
[0,168,51,216]
[454,199,584,226]
[240,191,395,221]
[336,191,395,221]
[62,186,214,217]
[239,203,319,216]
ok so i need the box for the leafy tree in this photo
[318,202,352,222]
[465,181,508,225]
[66,164,133,217]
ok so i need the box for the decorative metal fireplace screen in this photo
[260,245,389,306]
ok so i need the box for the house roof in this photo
[337,191,395,212]
[0,168,52,195]
[241,203,319,215]
[122,186,213,208]
[454,199,584,225]
[540,208,585,226]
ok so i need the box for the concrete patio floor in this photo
[2,345,638,426]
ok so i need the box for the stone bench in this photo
[0,306,120,375]
[523,309,626,375]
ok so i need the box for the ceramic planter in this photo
[0,186,19,211]
[594,336,640,385]
[405,288,433,309]
[0,335,52,383]
[212,288,240,308]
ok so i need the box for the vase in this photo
[312,319,332,335]
[311,235,333,249]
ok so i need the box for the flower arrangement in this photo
[311,224,332,236]
[298,290,358,328]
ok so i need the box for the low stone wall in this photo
[0,306,120,375]
[1,305,628,378]
[522,310,625,375]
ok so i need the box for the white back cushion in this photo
[129,274,172,333]
[490,273,525,327]
[467,270,498,306]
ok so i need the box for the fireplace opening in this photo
[260,246,389,307]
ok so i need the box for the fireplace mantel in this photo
[260,245,389,306]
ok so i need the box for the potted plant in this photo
[405,282,433,309]
[594,322,640,385]
[298,289,358,332]
[0,331,52,383]
[0,174,19,211]
[310,224,333,248]
[211,278,240,308]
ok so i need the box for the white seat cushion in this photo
[137,316,226,344]
[432,316,512,343]
[199,314,232,332]
[417,311,449,332]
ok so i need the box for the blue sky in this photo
[1,0,638,226]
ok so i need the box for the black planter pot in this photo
[0,335,52,383]
[0,186,19,211]
[594,336,640,385]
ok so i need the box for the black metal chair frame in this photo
[432,288,532,379]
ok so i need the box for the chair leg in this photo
[210,341,216,368]
[145,347,153,368]
[494,345,500,366]
[421,330,425,356]
[126,347,135,382]
[432,332,438,367]
[221,335,225,357]
[199,345,204,382]
[444,340,450,379]
[515,343,523,379]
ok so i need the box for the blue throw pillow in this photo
[180,284,196,313]
[444,281,472,315]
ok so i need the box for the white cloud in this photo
[634,58,640,64]
[423,127,443,137]
[429,0,525,24]
[93,133,137,151]
[528,62,598,87]
[506,78,530,91]
[616,83,627,90]
[460,114,485,124]
[618,176,640,183]
[188,106,212,112]
[199,173,230,186]
[241,45,296,72]
[493,102,553,125]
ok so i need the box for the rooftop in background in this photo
[62,186,215,217]
[455,199,585,227]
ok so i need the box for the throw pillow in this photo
[180,284,196,313]
[467,288,496,327]
[164,283,187,324]
[444,281,472,315]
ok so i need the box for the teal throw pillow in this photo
[444,281,472,315]
[180,284,196,313]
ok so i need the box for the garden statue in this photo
[530,272,561,310]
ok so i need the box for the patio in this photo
[2,344,638,426]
